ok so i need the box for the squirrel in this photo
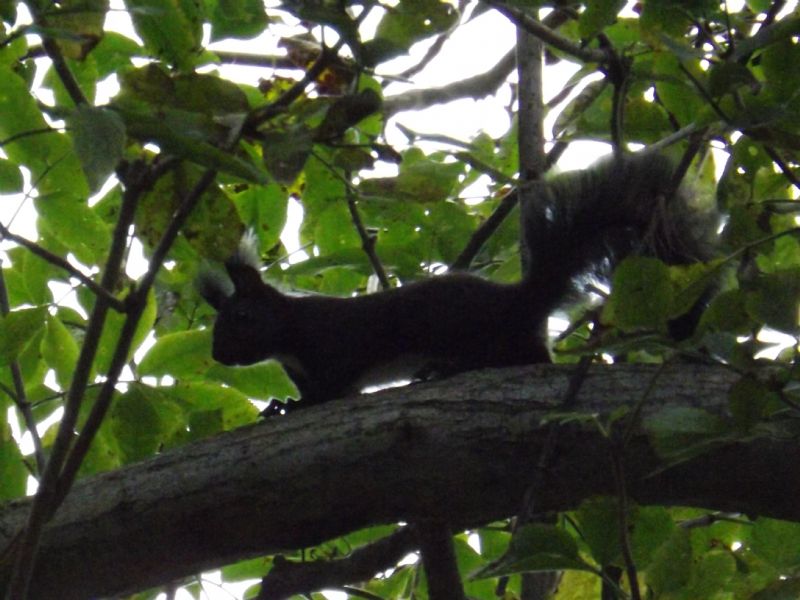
[199,152,715,411]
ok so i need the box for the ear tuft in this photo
[197,266,234,310]
[227,230,262,271]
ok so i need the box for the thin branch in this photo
[0,127,59,148]
[5,172,142,600]
[450,141,565,272]
[763,145,800,192]
[256,528,417,599]
[0,224,125,312]
[610,448,641,600]
[346,188,391,289]
[55,168,220,505]
[246,41,345,129]
[485,0,607,64]
[0,267,46,475]
[384,47,516,116]
[212,50,298,70]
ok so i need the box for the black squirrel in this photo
[199,152,714,409]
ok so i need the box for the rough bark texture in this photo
[0,363,796,598]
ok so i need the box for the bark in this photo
[0,363,796,599]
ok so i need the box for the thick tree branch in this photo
[0,363,795,599]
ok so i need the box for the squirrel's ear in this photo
[225,261,265,296]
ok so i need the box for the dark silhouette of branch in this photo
[257,528,416,599]
[0,224,125,311]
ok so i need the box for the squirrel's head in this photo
[198,243,289,366]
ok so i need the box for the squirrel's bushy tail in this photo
[521,152,715,315]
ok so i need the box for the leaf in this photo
[579,0,626,38]
[208,0,269,41]
[603,257,672,332]
[207,361,298,401]
[0,66,88,197]
[126,0,204,71]
[35,193,111,265]
[471,524,593,579]
[41,315,79,390]
[644,407,732,463]
[232,182,289,252]
[751,517,800,570]
[138,329,214,379]
[68,105,126,193]
[111,384,186,461]
[646,528,692,595]
[363,0,459,65]
[0,307,46,366]
[39,0,107,59]
[574,496,624,566]
[0,159,22,192]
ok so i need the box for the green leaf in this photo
[579,0,625,38]
[645,407,732,464]
[646,528,692,595]
[744,270,800,334]
[751,517,800,570]
[68,105,126,193]
[232,182,289,253]
[126,0,204,71]
[208,0,269,41]
[138,329,214,378]
[0,307,46,366]
[0,159,22,192]
[35,193,111,265]
[135,164,244,261]
[39,0,108,60]
[111,384,186,461]
[164,381,259,433]
[41,315,80,389]
[574,496,624,566]
[207,361,297,401]
[0,66,88,197]
[603,257,672,332]
[472,524,593,579]
[364,0,458,65]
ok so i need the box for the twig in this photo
[246,40,346,129]
[55,168,220,506]
[256,528,417,599]
[0,223,125,312]
[346,187,391,289]
[486,0,607,64]
[451,188,518,271]
[0,127,59,148]
[384,48,516,116]
[5,161,146,600]
[609,448,641,600]
[763,145,800,192]
[450,142,565,271]
[0,267,46,475]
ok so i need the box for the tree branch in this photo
[485,1,607,64]
[0,224,125,312]
[0,363,792,599]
